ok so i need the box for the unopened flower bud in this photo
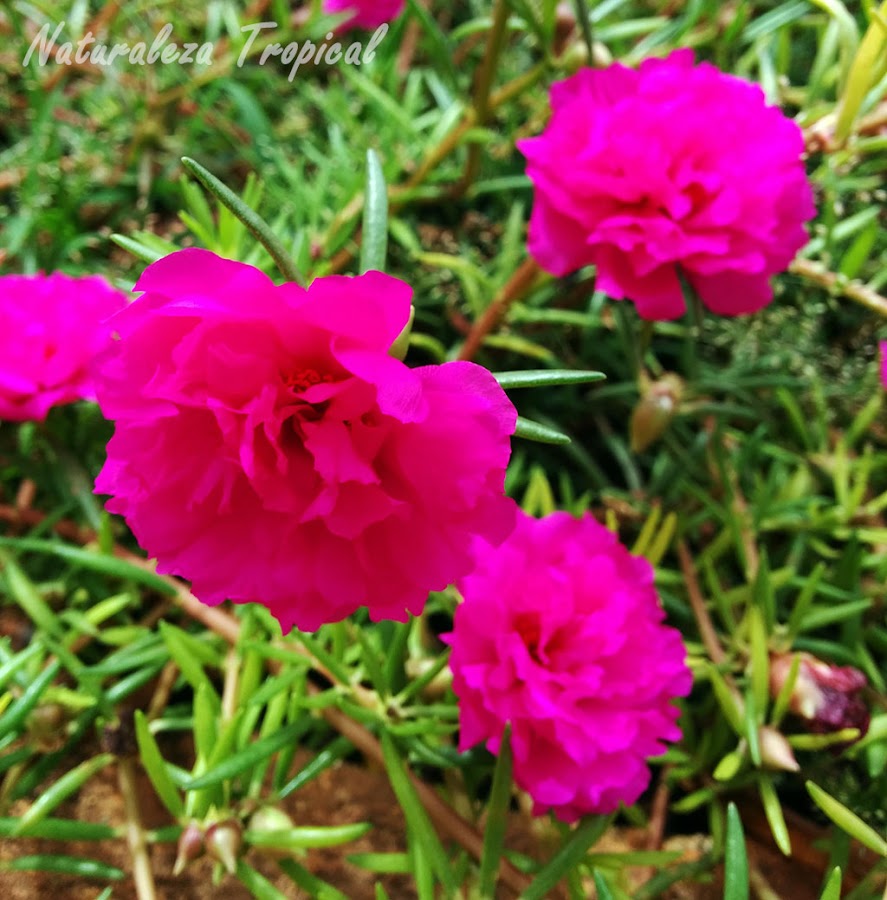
[630,374,684,453]
[205,820,243,875]
[558,41,588,75]
[770,652,869,738]
[553,3,577,57]
[758,726,800,772]
[389,305,415,361]
[173,822,205,876]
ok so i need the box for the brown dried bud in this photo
[205,820,243,875]
[173,822,205,876]
[630,374,684,453]
[770,652,869,738]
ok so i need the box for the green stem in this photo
[180,157,305,286]
[612,300,642,383]
[573,0,595,60]
[461,0,511,193]
[835,0,887,141]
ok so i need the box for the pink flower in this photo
[94,249,516,632]
[322,0,404,29]
[445,511,692,822]
[880,341,887,387]
[0,272,127,422]
[518,50,815,320]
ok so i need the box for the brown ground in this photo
[2,751,879,900]
[0,755,417,900]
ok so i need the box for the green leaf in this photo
[759,776,791,856]
[380,732,457,894]
[521,814,612,900]
[134,711,185,820]
[513,416,571,445]
[3,854,124,880]
[0,642,44,692]
[158,622,220,708]
[493,370,606,390]
[347,852,411,874]
[819,867,842,900]
[109,233,166,264]
[278,735,352,800]
[478,725,513,898]
[708,667,745,737]
[277,858,350,900]
[0,552,62,638]
[0,660,61,740]
[0,817,116,841]
[592,870,616,900]
[0,538,176,596]
[181,157,304,285]
[723,803,750,900]
[182,720,306,791]
[747,606,770,724]
[246,823,371,852]
[14,754,114,835]
[235,860,289,900]
[806,781,887,856]
[360,149,388,274]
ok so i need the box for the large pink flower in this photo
[0,272,127,422]
[518,50,815,320]
[94,249,516,632]
[322,0,404,29]
[445,511,692,822]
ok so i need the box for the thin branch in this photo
[790,258,887,318]
[676,540,727,667]
[458,258,543,361]
[118,756,158,900]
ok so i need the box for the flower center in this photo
[283,368,334,393]
[514,611,543,663]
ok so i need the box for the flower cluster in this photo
[0,272,127,422]
[445,511,692,821]
[519,50,815,320]
[322,0,405,30]
[93,250,517,632]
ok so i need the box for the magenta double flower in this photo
[93,250,517,631]
[0,272,127,422]
[519,51,815,320]
[446,511,692,821]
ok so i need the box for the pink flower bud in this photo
[770,652,869,738]
[205,820,243,875]
[630,375,683,453]
[758,726,800,772]
[173,823,205,876]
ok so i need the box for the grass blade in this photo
[724,802,749,900]
[380,732,457,894]
[806,781,887,856]
[360,148,388,274]
[478,725,513,898]
[181,157,304,285]
[513,416,571,445]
